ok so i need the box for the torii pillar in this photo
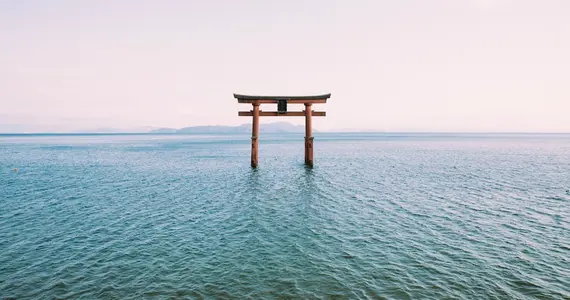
[304,103,313,166]
[251,102,260,167]
[235,93,331,168]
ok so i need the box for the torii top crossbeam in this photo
[234,93,331,168]
[234,93,331,103]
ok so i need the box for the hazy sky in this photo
[1,0,569,132]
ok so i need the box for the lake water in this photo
[1,133,569,299]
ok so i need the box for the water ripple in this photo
[1,134,569,299]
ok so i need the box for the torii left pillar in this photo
[251,102,260,168]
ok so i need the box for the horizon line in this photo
[1,131,569,135]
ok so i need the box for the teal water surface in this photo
[1,133,569,299]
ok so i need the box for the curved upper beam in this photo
[234,93,331,103]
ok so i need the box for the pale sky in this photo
[1,0,569,132]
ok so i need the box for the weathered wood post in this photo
[251,102,260,168]
[304,103,314,166]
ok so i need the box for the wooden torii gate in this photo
[235,93,331,168]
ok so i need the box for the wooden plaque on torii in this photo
[235,93,331,168]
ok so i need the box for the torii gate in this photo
[235,93,331,168]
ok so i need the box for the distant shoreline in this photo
[1,132,569,136]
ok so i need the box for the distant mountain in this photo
[0,124,158,134]
[0,120,312,134]
[331,128,386,133]
[78,127,159,133]
[149,122,311,134]
[148,128,178,134]
[0,114,162,134]
[177,124,250,134]
[260,122,309,133]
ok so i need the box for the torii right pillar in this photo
[304,103,314,166]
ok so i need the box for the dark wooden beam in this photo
[237,99,327,104]
[234,93,331,102]
[238,111,326,117]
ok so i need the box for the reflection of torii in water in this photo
[234,93,331,168]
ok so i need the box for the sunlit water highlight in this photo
[1,133,569,299]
